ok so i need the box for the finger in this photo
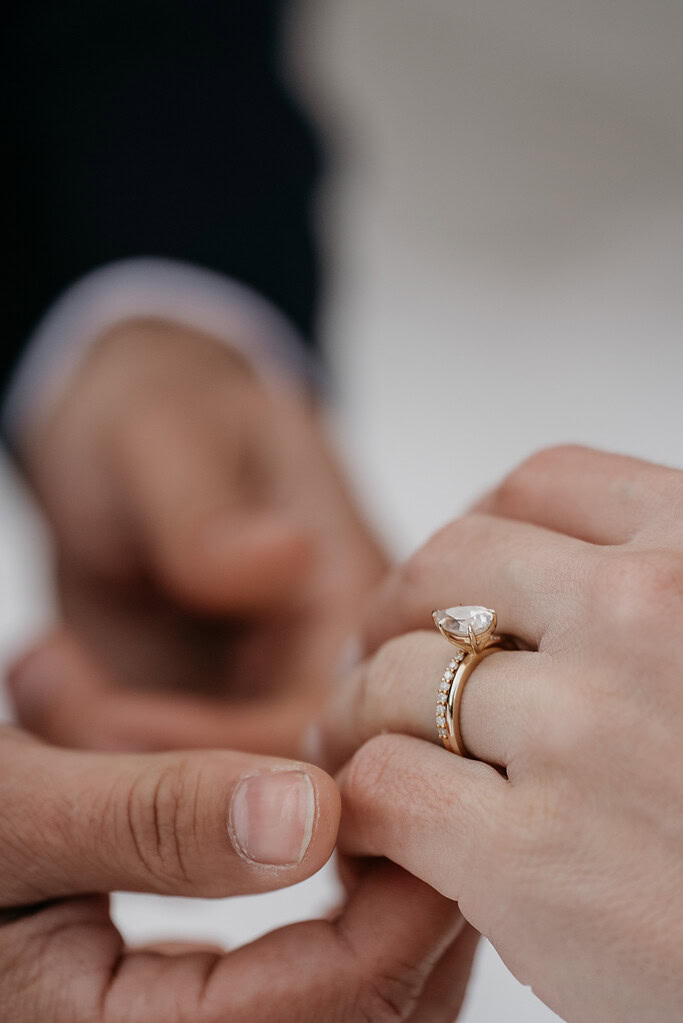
[9,863,462,1022]
[324,630,544,770]
[134,941,226,955]
[337,733,506,911]
[363,512,590,653]
[111,402,313,611]
[9,631,316,758]
[106,863,463,1022]
[407,923,480,1023]
[0,727,339,906]
[476,444,681,545]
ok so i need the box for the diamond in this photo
[438,728,448,737]
[449,654,464,668]
[433,606,495,640]
[444,669,454,681]
[439,681,449,692]
[436,715,446,725]
[437,693,447,704]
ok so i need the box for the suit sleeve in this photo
[0,0,322,403]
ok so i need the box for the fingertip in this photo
[206,516,310,558]
[224,760,339,882]
[204,517,314,600]
[8,631,76,721]
[162,516,314,611]
[7,630,106,739]
[306,762,342,860]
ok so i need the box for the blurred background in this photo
[2,1,683,1019]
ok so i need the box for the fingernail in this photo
[7,644,61,719]
[228,770,316,866]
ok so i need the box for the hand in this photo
[14,319,385,755]
[0,725,472,1023]
[325,446,683,1023]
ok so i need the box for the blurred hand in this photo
[324,446,683,1023]
[0,724,474,1023]
[14,319,385,755]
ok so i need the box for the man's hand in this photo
[13,319,385,755]
[0,726,472,1023]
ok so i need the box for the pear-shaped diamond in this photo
[432,606,495,640]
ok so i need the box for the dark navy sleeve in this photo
[0,0,322,401]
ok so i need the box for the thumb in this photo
[9,631,316,758]
[0,727,339,907]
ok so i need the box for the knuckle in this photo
[389,553,427,609]
[592,550,683,634]
[521,444,587,475]
[492,445,582,510]
[352,633,429,749]
[0,946,43,1022]
[395,551,422,591]
[655,468,683,522]
[365,637,409,703]
[123,759,199,888]
[397,514,490,584]
[351,641,406,750]
[356,961,425,1022]
[392,518,462,593]
[428,512,483,551]
[0,913,99,1023]
[343,736,404,819]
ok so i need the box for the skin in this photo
[321,445,683,1023]
[1,318,480,1021]
[14,318,386,755]
[16,399,682,1018]
[0,725,476,1022]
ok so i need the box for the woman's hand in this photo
[13,319,385,756]
[0,725,471,1023]
[325,446,683,1023]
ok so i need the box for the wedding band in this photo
[433,605,509,757]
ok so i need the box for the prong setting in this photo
[432,606,498,654]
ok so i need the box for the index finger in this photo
[322,630,543,771]
[337,733,507,916]
[9,631,317,759]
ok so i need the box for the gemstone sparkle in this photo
[433,606,495,640]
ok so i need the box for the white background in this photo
[2,1,683,1019]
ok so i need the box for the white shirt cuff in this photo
[3,257,318,444]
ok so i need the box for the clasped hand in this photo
[4,325,683,1022]
[2,323,469,1023]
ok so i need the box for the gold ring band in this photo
[439,645,505,756]
[433,605,517,759]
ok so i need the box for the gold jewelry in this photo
[433,605,508,757]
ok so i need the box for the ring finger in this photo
[323,630,548,771]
